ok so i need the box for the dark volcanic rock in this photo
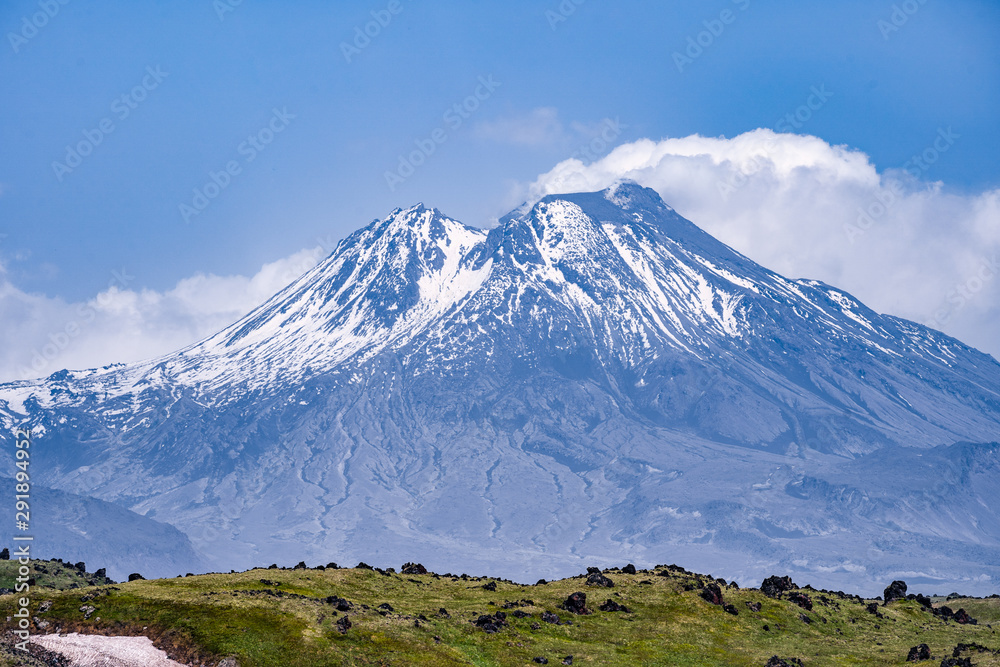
[127,573,144,582]
[599,599,630,613]
[953,643,992,657]
[541,611,562,624]
[932,605,980,624]
[622,564,637,575]
[761,576,796,599]
[473,612,508,634]
[765,657,804,667]
[700,583,725,606]
[377,603,394,612]
[884,580,908,604]
[401,562,427,575]
[336,615,351,634]
[952,609,977,624]
[746,601,762,612]
[325,596,353,612]
[724,604,739,616]
[906,644,931,661]
[482,581,497,592]
[586,573,614,588]
[533,659,549,665]
[940,659,973,667]
[787,592,813,611]
[562,592,590,615]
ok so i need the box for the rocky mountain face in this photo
[2,182,999,594]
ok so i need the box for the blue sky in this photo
[1,0,999,378]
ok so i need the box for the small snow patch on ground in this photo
[32,633,188,667]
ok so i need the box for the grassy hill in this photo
[1,559,998,666]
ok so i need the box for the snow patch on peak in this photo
[529,200,602,262]
[154,205,494,392]
[604,180,672,212]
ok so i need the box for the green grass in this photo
[1,562,998,666]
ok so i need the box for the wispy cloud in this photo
[474,107,624,152]
[0,248,324,383]
[474,107,565,147]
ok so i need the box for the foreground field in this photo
[1,559,998,666]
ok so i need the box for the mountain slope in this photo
[1,182,998,594]
[0,480,205,581]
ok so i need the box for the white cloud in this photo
[523,129,1000,359]
[0,247,325,382]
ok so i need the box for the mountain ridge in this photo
[2,181,999,594]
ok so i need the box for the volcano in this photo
[3,182,999,594]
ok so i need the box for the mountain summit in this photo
[3,182,999,592]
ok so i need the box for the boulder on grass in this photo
[761,576,796,599]
[905,644,931,661]
[883,580,907,604]
[700,583,724,606]
[562,592,590,615]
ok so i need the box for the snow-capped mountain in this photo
[2,182,999,594]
